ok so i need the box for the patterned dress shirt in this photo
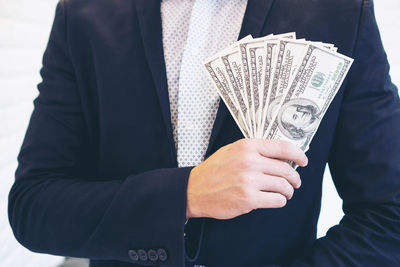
[161,0,248,167]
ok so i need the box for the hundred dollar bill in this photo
[263,39,337,138]
[239,40,260,135]
[266,44,353,150]
[259,40,279,138]
[220,49,254,137]
[204,56,251,138]
[313,41,336,51]
[265,32,296,41]
[209,52,253,136]
[264,40,336,125]
[262,39,310,138]
[240,33,296,137]
[246,40,265,137]
[254,34,297,137]
[216,35,255,136]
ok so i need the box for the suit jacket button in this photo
[148,249,158,262]
[128,250,138,261]
[138,249,148,261]
[157,248,168,261]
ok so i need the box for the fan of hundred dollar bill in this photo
[204,32,354,152]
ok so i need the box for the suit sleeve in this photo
[290,1,400,266]
[8,2,190,266]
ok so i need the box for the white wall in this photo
[0,1,398,266]
[0,0,63,266]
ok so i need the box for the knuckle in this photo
[238,184,253,199]
[277,178,293,198]
[270,140,282,152]
[281,162,294,177]
[273,195,287,208]
[280,142,293,157]
[293,171,301,183]
[253,196,264,210]
[277,177,289,189]
[279,141,301,160]
[235,139,251,151]
[281,162,300,184]
[271,141,287,158]
[263,139,274,148]
[278,139,289,148]
[238,154,255,169]
[246,193,258,208]
[237,173,250,187]
[285,164,300,184]
[287,185,295,198]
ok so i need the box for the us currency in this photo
[262,39,310,138]
[212,35,273,138]
[266,44,353,151]
[313,41,334,49]
[220,49,254,137]
[262,39,338,138]
[217,35,255,136]
[211,35,268,138]
[205,35,256,137]
[258,40,279,138]
[240,33,296,137]
[325,44,338,52]
[256,34,297,137]
[204,56,251,138]
[214,50,254,136]
[305,40,337,52]
[246,40,265,137]
[239,40,259,135]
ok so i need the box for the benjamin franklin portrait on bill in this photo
[277,98,320,140]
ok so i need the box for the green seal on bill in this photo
[311,72,325,87]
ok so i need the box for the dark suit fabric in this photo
[8,0,400,266]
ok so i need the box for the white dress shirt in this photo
[161,0,248,167]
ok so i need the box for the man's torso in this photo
[60,0,363,266]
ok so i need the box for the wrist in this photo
[186,167,199,219]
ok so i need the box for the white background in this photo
[0,1,399,266]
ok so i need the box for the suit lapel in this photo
[206,0,276,156]
[135,0,178,164]
[135,0,276,161]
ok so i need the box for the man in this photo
[8,0,400,267]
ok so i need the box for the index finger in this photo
[256,139,308,167]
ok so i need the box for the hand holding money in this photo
[187,33,353,220]
[204,33,353,153]
[186,139,308,220]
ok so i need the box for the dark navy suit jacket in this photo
[8,0,400,266]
